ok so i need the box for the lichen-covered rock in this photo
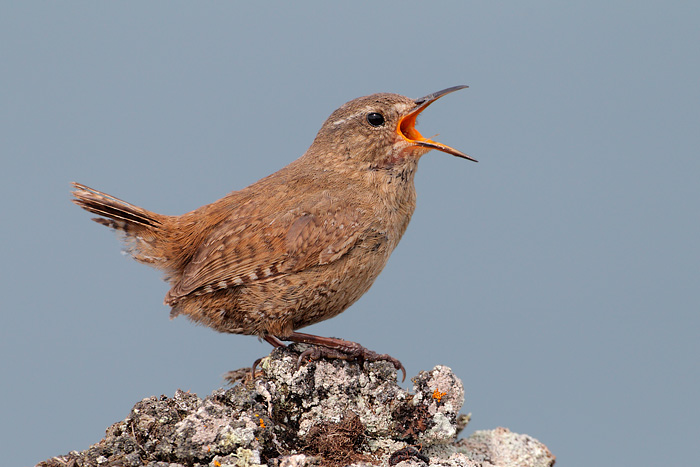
[37,346,554,467]
[455,427,555,467]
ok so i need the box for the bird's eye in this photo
[366,112,385,127]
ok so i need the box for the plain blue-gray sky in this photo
[2,2,698,466]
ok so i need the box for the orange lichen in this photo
[432,389,447,403]
[255,413,266,428]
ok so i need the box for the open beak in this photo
[398,85,477,162]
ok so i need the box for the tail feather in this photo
[71,182,162,228]
[71,182,169,266]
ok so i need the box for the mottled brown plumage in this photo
[72,86,475,378]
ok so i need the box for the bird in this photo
[71,86,476,380]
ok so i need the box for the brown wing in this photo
[164,201,365,305]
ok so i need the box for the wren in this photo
[72,86,476,380]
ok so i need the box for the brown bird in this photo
[72,86,476,380]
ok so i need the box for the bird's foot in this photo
[252,332,406,382]
[249,335,288,378]
[286,332,406,382]
[296,344,406,382]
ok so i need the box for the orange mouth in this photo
[397,85,477,162]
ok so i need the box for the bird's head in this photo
[309,86,476,171]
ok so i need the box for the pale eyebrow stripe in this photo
[332,109,369,125]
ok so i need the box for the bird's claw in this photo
[295,343,406,382]
[250,356,265,379]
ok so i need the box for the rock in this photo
[37,345,555,467]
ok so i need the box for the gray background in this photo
[2,2,698,466]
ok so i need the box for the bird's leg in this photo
[282,331,406,382]
[263,335,287,348]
